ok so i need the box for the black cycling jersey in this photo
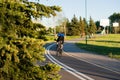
[57,36,64,44]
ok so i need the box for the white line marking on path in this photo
[64,51,120,75]
[45,43,95,80]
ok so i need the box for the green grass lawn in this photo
[46,35,80,41]
[65,36,80,40]
[76,34,120,59]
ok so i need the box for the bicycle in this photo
[56,41,63,56]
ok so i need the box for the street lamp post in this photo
[85,0,87,45]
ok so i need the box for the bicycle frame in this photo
[56,41,63,56]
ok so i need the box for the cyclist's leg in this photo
[56,42,58,50]
[56,41,63,56]
[59,49,62,56]
[59,42,62,56]
[59,42,63,56]
[56,41,60,56]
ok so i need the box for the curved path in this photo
[45,39,120,80]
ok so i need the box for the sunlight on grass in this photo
[65,36,80,40]
[46,35,80,41]
[76,34,120,59]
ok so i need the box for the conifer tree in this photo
[0,0,62,80]
[79,17,85,37]
[83,18,89,37]
[88,17,97,38]
[70,15,80,35]
[65,19,71,35]
[0,0,61,38]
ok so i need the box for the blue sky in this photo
[31,0,120,27]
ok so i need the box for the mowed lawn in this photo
[76,34,120,59]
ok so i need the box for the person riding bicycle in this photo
[56,32,64,49]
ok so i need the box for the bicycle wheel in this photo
[59,48,62,56]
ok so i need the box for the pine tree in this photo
[83,18,89,37]
[88,17,97,38]
[79,17,85,37]
[65,19,71,35]
[0,0,62,80]
[69,15,80,36]
[0,0,61,38]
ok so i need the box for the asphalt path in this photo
[45,40,120,80]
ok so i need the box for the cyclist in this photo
[56,32,64,48]
[56,32,64,56]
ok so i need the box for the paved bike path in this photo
[44,39,120,80]
[63,39,120,74]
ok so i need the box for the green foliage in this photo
[88,17,97,37]
[109,12,120,33]
[79,17,85,37]
[40,63,61,80]
[67,15,80,36]
[95,21,104,34]
[0,37,61,80]
[35,3,61,18]
[0,37,42,79]
[109,12,120,23]
[0,0,61,38]
[66,15,97,36]
[47,27,54,35]
[0,0,62,80]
